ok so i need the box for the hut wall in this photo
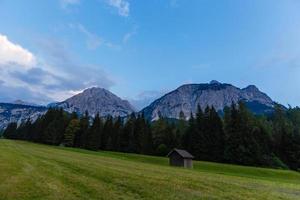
[184,159,193,168]
[169,152,184,167]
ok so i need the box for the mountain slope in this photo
[54,87,135,117]
[0,103,47,130]
[142,81,275,121]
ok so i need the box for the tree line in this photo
[2,102,300,171]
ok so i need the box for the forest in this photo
[2,102,300,171]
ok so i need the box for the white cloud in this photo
[0,34,36,69]
[0,35,115,105]
[107,0,130,17]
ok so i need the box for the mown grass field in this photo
[0,139,299,200]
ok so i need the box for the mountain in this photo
[12,100,39,107]
[53,87,135,117]
[0,83,277,129]
[141,81,275,121]
[0,103,47,130]
[0,87,135,129]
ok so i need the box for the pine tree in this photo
[152,115,175,155]
[3,122,18,139]
[108,116,122,151]
[63,119,80,147]
[38,108,67,145]
[176,110,188,146]
[140,113,153,155]
[120,113,136,152]
[102,116,113,150]
[74,111,89,148]
[183,113,197,155]
[132,114,142,153]
[286,107,300,170]
[23,119,33,141]
[272,104,296,169]
[225,102,264,166]
[86,113,103,150]
[224,103,239,163]
[208,106,225,162]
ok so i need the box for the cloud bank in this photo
[0,35,36,68]
[0,34,114,104]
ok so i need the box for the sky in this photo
[1,0,300,110]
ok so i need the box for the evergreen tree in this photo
[3,122,18,139]
[176,110,188,148]
[107,116,122,151]
[23,119,33,141]
[224,102,269,166]
[102,116,113,150]
[86,113,103,150]
[152,115,176,155]
[207,106,225,162]
[31,117,43,142]
[272,105,298,169]
[74,111,89,148]
[183,113,197,155]
[132,114,142,153]
[120,113,136,152]
[63,119,80,147]
[140,113,153,155]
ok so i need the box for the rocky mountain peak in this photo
[142,82,275,121]
[210,80,221,85]
[243,85,259,92]
[81,87,108,95]
[56,87,135,117]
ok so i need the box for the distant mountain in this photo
[141,81,275,121]
[53,87,135,117]
[0,103,47,130]
[12,100,39,107]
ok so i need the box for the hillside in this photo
[0,140,299,200]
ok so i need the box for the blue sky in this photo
[0,0,300,109]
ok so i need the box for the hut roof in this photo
[167,148,194,159]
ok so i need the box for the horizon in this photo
[1,0,300,108]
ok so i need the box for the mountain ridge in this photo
[0,103,47,130]
[141,81,275,121]
[0,82,278,129]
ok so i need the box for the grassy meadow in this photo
[0,139,299,200]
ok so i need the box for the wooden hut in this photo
[167,149,194,168]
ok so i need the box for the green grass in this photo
[0,139,299,200]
